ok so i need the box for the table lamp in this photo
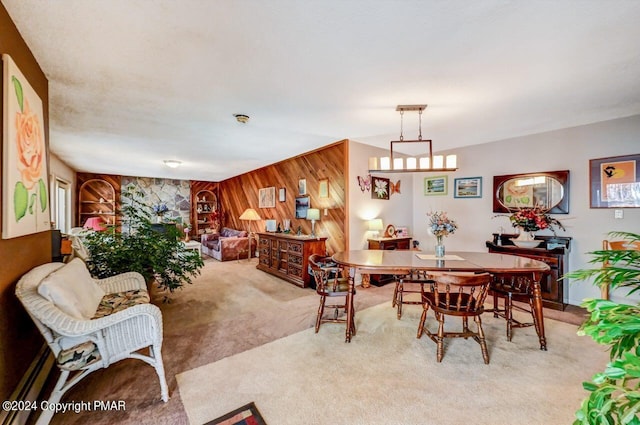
[307,208,320,237]
[368,218,383,237]
[239,208,261,259]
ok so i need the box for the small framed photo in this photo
[589,154,640,208]
[295,196,310,218]
[319,178,329,198]
[454,177,482,198]
[424,176,448,196]
[371,176,390,200]
[258,187,276,208]
[298,178,307,196]
[279,187,286,202]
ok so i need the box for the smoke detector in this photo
[233,114,250,124]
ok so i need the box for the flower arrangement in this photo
[152,203,169,216]
[506,206,565,233]
[427,211,458,242]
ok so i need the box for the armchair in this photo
[15,259,168,425]
[200,227,256,261]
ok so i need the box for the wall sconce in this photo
[306,208,320,237]
[368,105,458,173]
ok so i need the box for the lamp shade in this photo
[368,219,384,231]
[239,208,261,221]
[84,217,106,231]
[306,208,320,221]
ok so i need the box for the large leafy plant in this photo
[563,231,640,425]
[84,185,204,298]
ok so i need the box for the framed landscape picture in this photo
[258,187,276,208]
[424,176,448,196]
[454,177,482,198]
[295,196,310,218]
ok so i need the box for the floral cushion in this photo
[92,290,150,319]
[57,341,101,371]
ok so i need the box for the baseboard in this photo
[0,345,54,425]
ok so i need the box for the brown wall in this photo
[0,4,51,400]
[220,141,347,255]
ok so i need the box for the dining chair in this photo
[392,270,434,319]
[489,271,541,343]
[417,272,492,364]
[601,239,640,299]
[308,254,355,335]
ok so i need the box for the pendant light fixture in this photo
[368,105,458,173]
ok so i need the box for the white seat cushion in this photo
[38,258,105,319]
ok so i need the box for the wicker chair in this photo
[417,272,492,364]
[15,262,168,425]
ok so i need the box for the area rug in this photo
[177,303,608,425]
[204,402,267,425]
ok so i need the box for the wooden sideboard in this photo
[486,233,571,310]
[367,237,413,286]
[257,232,327,288]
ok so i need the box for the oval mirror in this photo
[493,170,570,214]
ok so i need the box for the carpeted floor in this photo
[38,257,591,425]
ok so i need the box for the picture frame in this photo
[589,154,640,208]
[424,176,448,196]
[258,186,276,208]
[298,178,307,196]
[279,187,286,202]
[319,178,329,198]
[2,54,51,239]
[454,177,482,198]
[295,196,310,219]
[371,176,390,200]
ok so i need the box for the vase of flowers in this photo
[503,206,565,247]
[152,203,169,223]
[427,211,458,258]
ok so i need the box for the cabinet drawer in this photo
[516,253,559,268]
[259,238,270,247]
[289,255,303,266]
[288,241,303,254]
[288,265,303,279]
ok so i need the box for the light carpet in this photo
[177,303,607,425]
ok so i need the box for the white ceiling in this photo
[3,1,640,181]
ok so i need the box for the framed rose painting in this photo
[2,54,50,239]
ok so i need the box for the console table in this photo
[486,233,571,310]
[257,232,327,288]
[366,236,413,286]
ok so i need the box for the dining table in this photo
[332,250,551,349]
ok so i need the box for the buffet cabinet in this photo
[486,234,571,310]
[257,233,327,288]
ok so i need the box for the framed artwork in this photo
[298,179,307,196]
[371,176,390,200]
[589,154,640,208]
[454,177,482,198]
[319,178,329,198]
[424,176,448,196]
[278,187,286,202]
[295,196,310,219]
[2,54,50,239]
[258,186,276,208]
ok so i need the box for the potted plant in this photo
[562,231,640,425]
[84,185,204,299]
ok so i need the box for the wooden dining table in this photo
[332,250,551,349]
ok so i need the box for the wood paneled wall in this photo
[220,140,347,255]
[0,3,52,402]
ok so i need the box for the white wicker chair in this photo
[15,262,169,425]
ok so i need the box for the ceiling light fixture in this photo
[233,114,250,124]
[163,160,182,168]
[368,104,458,173]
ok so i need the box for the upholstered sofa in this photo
[201,227,256,261]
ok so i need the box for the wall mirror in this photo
[493,170,570,214]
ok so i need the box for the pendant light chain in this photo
[399,109,404,141]
[418,108,423,141]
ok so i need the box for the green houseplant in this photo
[84,185,204,298]
[563,231,640,425]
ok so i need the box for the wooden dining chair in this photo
[601,239,640,300]
[392,270,434,319]
[489,272,541,343]
[308,254,355,336]
[417,272,492,364]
